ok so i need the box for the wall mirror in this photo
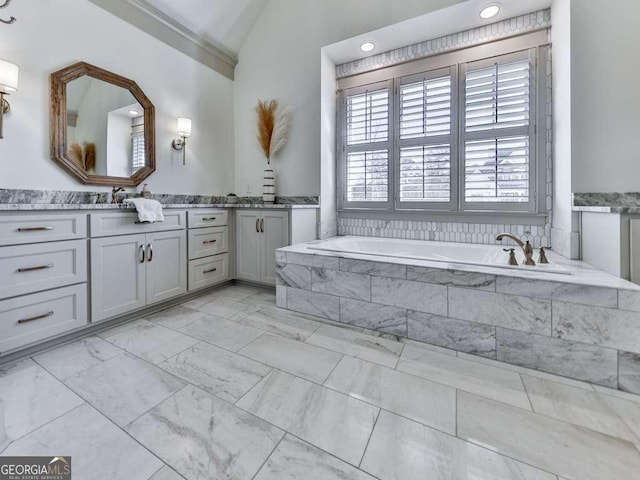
[50,62,155,186]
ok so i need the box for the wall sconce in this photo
[171,117,192,165]
[0,59,18,139]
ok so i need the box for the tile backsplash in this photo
[337,218,551,248]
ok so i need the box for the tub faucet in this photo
[496,233,535,266]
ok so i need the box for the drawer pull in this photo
[203,268,218,274]
[202,217,217,221]
[202,239,217,245]
[18,311,54,324]
[17,226,53,232]
[18,264,54,273]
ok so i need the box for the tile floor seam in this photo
[272,432,385,480]
[250,431,287,480]
[593,391,640,445]
[0,402,87,455]
[357,408,381,469]
[55,353,188,429]
[321,378,456,436]
[519,372,536,412]
[455,396,639,479]
[320,354,346,385]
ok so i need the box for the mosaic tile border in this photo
[336,9,551,78]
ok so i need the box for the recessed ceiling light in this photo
[360,42,375,53]
[128,110,140,116]
[480,4,501,19]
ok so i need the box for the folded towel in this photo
[123,198,164,223]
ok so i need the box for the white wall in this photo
[233,0,462,197]
[570,0,640,192]
[0,0,234,196]
[550,0,579,258]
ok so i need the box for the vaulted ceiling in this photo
[143,0,269,57]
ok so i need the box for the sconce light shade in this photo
[0,59,19,92]
[172,117,193,165]
[177,117,192,137]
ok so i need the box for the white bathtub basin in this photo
[308,236,570,275]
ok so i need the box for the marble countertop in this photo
[280,239,640,291]
[572,205,640,214]
[572,192,640,214]
[0,203,319,211]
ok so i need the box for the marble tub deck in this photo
[2,285,640,479]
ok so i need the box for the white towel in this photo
[123,198,165,223]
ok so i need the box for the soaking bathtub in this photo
[308,236,570,275]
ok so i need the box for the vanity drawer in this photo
[0,240,87,299]
[188,254,229,291]
[90,211,186,237]
[0,213,87,246]
[0,284,88,355]
[188,226,228,260]
[188,210,228,229]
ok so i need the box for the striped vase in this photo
[263,168,275,204]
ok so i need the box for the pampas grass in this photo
[256,100,278,161]
[270,106,293,158]
[67,141,96,171]
[68,142,84,169]
[256,100,292,164]
[83,142,96,172]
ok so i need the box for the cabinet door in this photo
[260,211,290,284]
[236,211,261,282]
[91,234,146,322]
[146,230,187,305]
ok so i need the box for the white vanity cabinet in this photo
[187,210,230,291]
[236,210,290,284]
[0,213,88,355]
[89,212,187,322]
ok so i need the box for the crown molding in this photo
[88,0,237,80]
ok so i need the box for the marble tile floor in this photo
[2,284,640,479]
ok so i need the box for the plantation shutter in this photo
[344,83,391,204]
[131,120,145,171]
[462,52,534,207]
[398,68,455,207]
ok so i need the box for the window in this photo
[344,83,392,206]
[398,67,455,209]
[461,51,535,211]
[338,36,546,216]
[131,119,145,173]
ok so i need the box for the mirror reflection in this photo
[65,77,146,177]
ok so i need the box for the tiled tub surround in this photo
[276,241,640,393]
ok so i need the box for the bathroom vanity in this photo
[0,204,318,358]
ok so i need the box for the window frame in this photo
[394,65,459,212]
[336,32,549,219]
[338,79,394,211]
[458,48,538,213]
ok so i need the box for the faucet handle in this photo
[538,246,551,264]
[503,248,518,266]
